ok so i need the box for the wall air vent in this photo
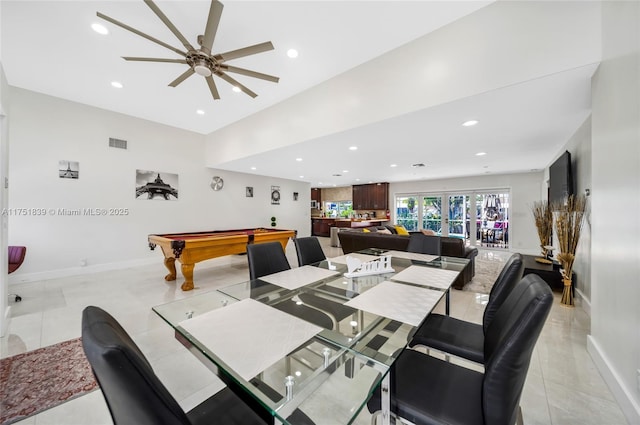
[109,138,128,149]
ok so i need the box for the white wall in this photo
[0,61,10,336]
[390,172,543,254]
[7,88,310,282]
[205,1,601,167]
[546,117,593,305]
[588,1,640,423]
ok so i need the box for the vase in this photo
[560,276,574,307]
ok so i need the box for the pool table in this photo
[148,228,296,291]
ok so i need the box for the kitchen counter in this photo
[335,219,388,228]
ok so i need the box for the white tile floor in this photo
[1,239,628,425]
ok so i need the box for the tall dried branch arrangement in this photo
[553,194,587,306]
[532,200,553,259]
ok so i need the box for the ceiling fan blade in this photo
[143,0,195,52]
[221,65,279,83]
[215,41,274,62]
[97,12,186,57]
[216,72,257,98]
[200,1,224,55]
[205,76,221,100]
[123,57,187,64]
[168,68,195,87]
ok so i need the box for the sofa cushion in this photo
[377,228,392,234]
[384,225,398,234]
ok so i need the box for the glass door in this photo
[421,195,442,234]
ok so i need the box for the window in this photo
[323,201,353,218]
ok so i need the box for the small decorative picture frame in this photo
[246,187,254,197]
[271,186,281,205]
[293,192,299,201]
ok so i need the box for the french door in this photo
[395,191,510,249]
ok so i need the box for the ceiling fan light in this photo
[194,64,212,77]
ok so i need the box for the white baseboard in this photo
[7,257,159,284]
[7,253,248,285]
[587,336,640,424]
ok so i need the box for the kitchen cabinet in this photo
[352,182,388,210]
[311,188,322,205]
[312,218,334,237]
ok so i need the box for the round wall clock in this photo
[210,176,224,191]
[271,189,280,202]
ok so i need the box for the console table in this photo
[522,254,575,293]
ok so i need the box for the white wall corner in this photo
[1,305,11,337]
[587,336,640,425]
[574,287,591,317]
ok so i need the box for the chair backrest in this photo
[293,237,326,266]
[482,253,524,333]
[482,274,553,425]
[247,241,291,280]
[81,306,190,425]
[406,233,441,255]
[8,246,27,274]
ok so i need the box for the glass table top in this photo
[153,251,468,424]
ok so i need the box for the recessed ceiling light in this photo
[476,152,487,156]
[462,120,479,127]
[296,158,303,162]
[287,49,299,58]
[196,109,205,115]
[110,81,123,88]
[299,175,304,179]
[250,167,256,170]
[232,86,241,93]
[342,170,349,173]
[390,164,397,167]
[91,23,109,35]
[355,178,360,182]
[349,146,358,151]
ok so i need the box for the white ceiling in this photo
[1,1,598,187]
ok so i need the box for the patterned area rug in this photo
[462,256,506,294]
[0,338,98,425]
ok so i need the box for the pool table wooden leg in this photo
[163,257,177,281]
[181,263,195,291]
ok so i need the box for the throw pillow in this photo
[362,228,371,233]
[395,225,409,235]
[420,229,436,236]
[384,225,398,234]
[377,228,392,234]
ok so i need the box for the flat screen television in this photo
[549,150,573,204]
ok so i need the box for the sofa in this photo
[337,228,478,289]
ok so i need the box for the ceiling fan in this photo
[97,0,279,100]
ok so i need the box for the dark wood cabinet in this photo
[312,218,334,237]
[352,182,388,210]
[311,188,322,205]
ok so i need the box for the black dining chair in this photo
[246,241,291,281]
[368,274,553,425]
[81,305,266,425]
[293,236,326,266]
[408,253,524,363]
[246,242,341,330]
[406,233,441,255]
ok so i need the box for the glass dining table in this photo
[153,249,469,425]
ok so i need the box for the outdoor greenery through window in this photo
[395,191,510,248]
[323,201,353,218]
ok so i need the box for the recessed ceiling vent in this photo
[412,163,426,168]
[109,138,128,149]
[332,174,342,177]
